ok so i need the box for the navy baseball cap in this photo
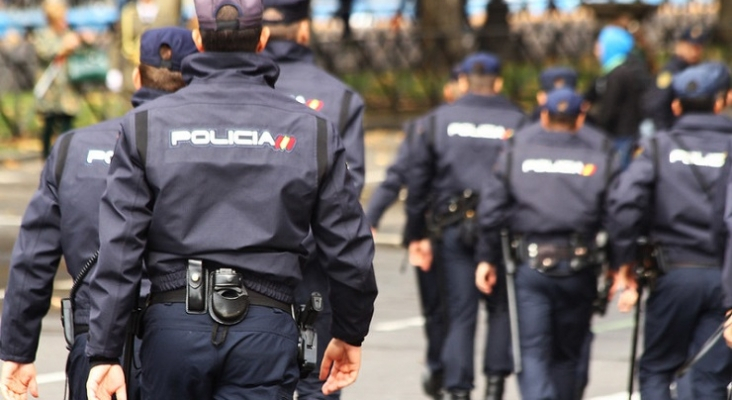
[459,52,501,75]
[539,67,578,92]
[262,0,310,24]
[544,88,583,117]
[139,27,199,71]
[679,25,708,45]
[673,62,731,100]
[195,0,263,31]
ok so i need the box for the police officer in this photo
[260,1,366,398]
[611,62,732,399]
[406,52,525,400]
[0,27,198,400]
[529,67,578,122]
[364,67,463,399]
[84,0,377,399]
[642,26,707,132]
[585,25,649,169]
[476,88,619,400]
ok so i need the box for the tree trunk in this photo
[718,0,732,44]
[418,0,467,69]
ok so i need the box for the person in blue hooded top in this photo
[585,25,650,170]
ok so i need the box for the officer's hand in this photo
[320,338,361,395]
[86,364,126,400]
[0,361,38,400]
[612,264,639,313]
[724,312,732,349]
[475,262,497,295]
[408,239,433,272]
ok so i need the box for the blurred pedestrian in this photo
[32,0,82,159]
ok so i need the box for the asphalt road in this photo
[0,134,643,399]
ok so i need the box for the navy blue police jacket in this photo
[263,40,366,195]
[608,114,732,269]
[0,87,166,363]
[476,127,619,265]
[365,120,414,230]
[86,52,377,359]
[514,120,610,150]
[405,94,526,242]
[642,56,689,131]
[720,154,732,310]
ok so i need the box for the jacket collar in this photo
[131,87,170,108]
[454,93,521,112]
[182,52,280,88]
[674,114,732,135]
[262,40,314,64]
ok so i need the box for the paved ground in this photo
[0,131,646,399]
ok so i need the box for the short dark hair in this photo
[139,44,186,92]
[200,5,262,52]
[467,74,498,94]
[548,113,580,128]
[678,97,717,113]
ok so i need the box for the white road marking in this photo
[0,215,22,227]
[36,371,67,385]
[373,316,425,332]
[589,392,639,400]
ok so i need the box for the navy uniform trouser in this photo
[294,259,340,400]
[416,257,447,377]
[140,302,299,400]
[515,261,596,400]
[439,225,513,392]
[67,333,142,400]
[639,267,732,400]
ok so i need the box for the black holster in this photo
[185,260,250,326]
[431,189,479,248]
[296,292,323,378]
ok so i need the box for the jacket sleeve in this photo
[475,149,511,265]
[311,121,378,346]
[364,128,411,229]
[607,138,655,269]
[722,157,732,309]
[0,147,63,363]
[339,91,366,196]
[404,117,434,242]
[86,116,150,359]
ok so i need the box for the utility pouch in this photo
[208,268,250,326]
[61,298,74,350]
[186,259,207,314]
[457,190,479,249]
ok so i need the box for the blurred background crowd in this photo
[0,0,727,151]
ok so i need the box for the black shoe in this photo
[443,390,470,400]
[422,369,443,399]
[484,375,505,400]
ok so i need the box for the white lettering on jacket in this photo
[669,149,726,168]
[521,159,597,176]
[447,123,509,140]
[170,130,276,148]
[86,150,113,164]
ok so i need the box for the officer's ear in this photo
[192,29,204,52]
[493,77,504,94]
[536,91,547,106]
[132,67,142,91]
[671,99,683,117]
[540,109,550,129]
[296,20,310,46]
[256,26,270,53]
[576,112,586,130]
[714,95,726,114]
[457,74,469,95]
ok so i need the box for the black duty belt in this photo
[74,324,89,336]
[149,288,292,314]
